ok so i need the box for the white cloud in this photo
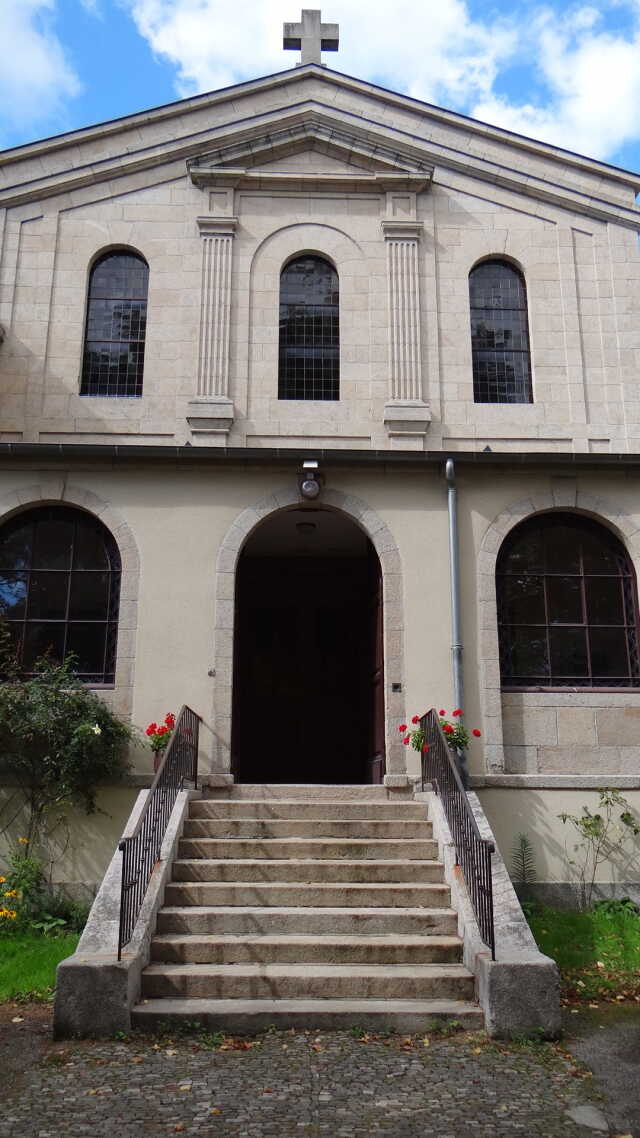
[124,0,640,163]
[0,0,81,139]
[472,4,640,160]
[125,0,515,106]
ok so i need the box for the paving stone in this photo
[0,1018,615,1138]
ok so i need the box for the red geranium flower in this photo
[443,723,454,734]
[452,708,462,717]
[145,723,157,736]
[439,709,446,716]
[422,743,430,753]
[398,723,407,732]
[403,735,410,745]
[472,729,482,737]
[411,715,420,724]
[164,713,176,729]
[156,725,168,736]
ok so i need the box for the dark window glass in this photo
[469,260,532,403]
[278,255,339,400]
[0,506,121,684]
[80,251,148,398]
[497,514,640,688]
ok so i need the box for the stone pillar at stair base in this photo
[418,789,561,1038]
[53,788,199,1038]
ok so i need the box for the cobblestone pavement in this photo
[0,1005,620,1138]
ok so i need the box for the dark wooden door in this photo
[367,546,386,783]
[232,554,380,783]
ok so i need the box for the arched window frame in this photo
[496,512,640,689]
[80,248,149,398]
[278,253,339,400]
[0,505,122,685]
[469,257,532,404]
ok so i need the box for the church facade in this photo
[1,21,640,900]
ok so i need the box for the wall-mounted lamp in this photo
[299,459,322,501]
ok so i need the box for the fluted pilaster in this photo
[382,220,430,445]
[384,221,423,401]
[196,218,237,398]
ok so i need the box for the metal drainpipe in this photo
[445,458,469,788]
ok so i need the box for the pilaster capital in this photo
[381,220,423,242]
[196,216,239,238]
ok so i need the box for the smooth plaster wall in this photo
[479,786,640,894]
[0,785,137,893]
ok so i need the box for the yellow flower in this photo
[18,837,29,845]
[0,877,5,884]
[4,889,17,899]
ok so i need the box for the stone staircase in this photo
[131,785,482,1033]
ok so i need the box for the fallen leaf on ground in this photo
[211,1108,222,1115]
[174,1125,186,1132]
[165,1049,178,1056]
[11,1016,24,1023]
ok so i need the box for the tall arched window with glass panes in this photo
[278,255,339,400]
[81,250,149,397]
[469,259,532,404]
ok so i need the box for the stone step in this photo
[163,881,451,908]
[156,905,459,937]
[177,837,439,861]
[132,997,482,1034]
[181,819,432,840]
[171,859,445,884]
[150,933,463,965]
[190,800,427,820]
[140,962,475,1002]
[201,784,414,801]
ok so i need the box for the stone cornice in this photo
[2,64,638,194]
[0,92,638,229]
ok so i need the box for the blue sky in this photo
[2,0,640,174]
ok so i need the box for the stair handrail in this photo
[117,704,202,960]
[420,708,495,959]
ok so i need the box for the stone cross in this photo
[283,9,339,66]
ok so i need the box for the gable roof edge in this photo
[1,64,639,195]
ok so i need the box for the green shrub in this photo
[0,651,131,846]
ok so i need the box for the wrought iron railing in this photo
[117,704,201,959]
[420,708,495,959]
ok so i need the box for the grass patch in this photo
[528,904,640,1002]
[0,934,79,1000]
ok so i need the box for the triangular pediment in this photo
[187,112,433,192]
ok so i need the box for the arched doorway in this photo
[231,507,384,784]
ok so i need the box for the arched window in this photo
[469,259,532,404]
[278,255,339,400]
[80,250,149,397]
[0,506,121,683]
[497,514,640,688]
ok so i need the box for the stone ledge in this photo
[383,401,431,438]
[187,397,235,442]
[472,774,640,789]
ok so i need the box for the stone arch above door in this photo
[212,486,408,785]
